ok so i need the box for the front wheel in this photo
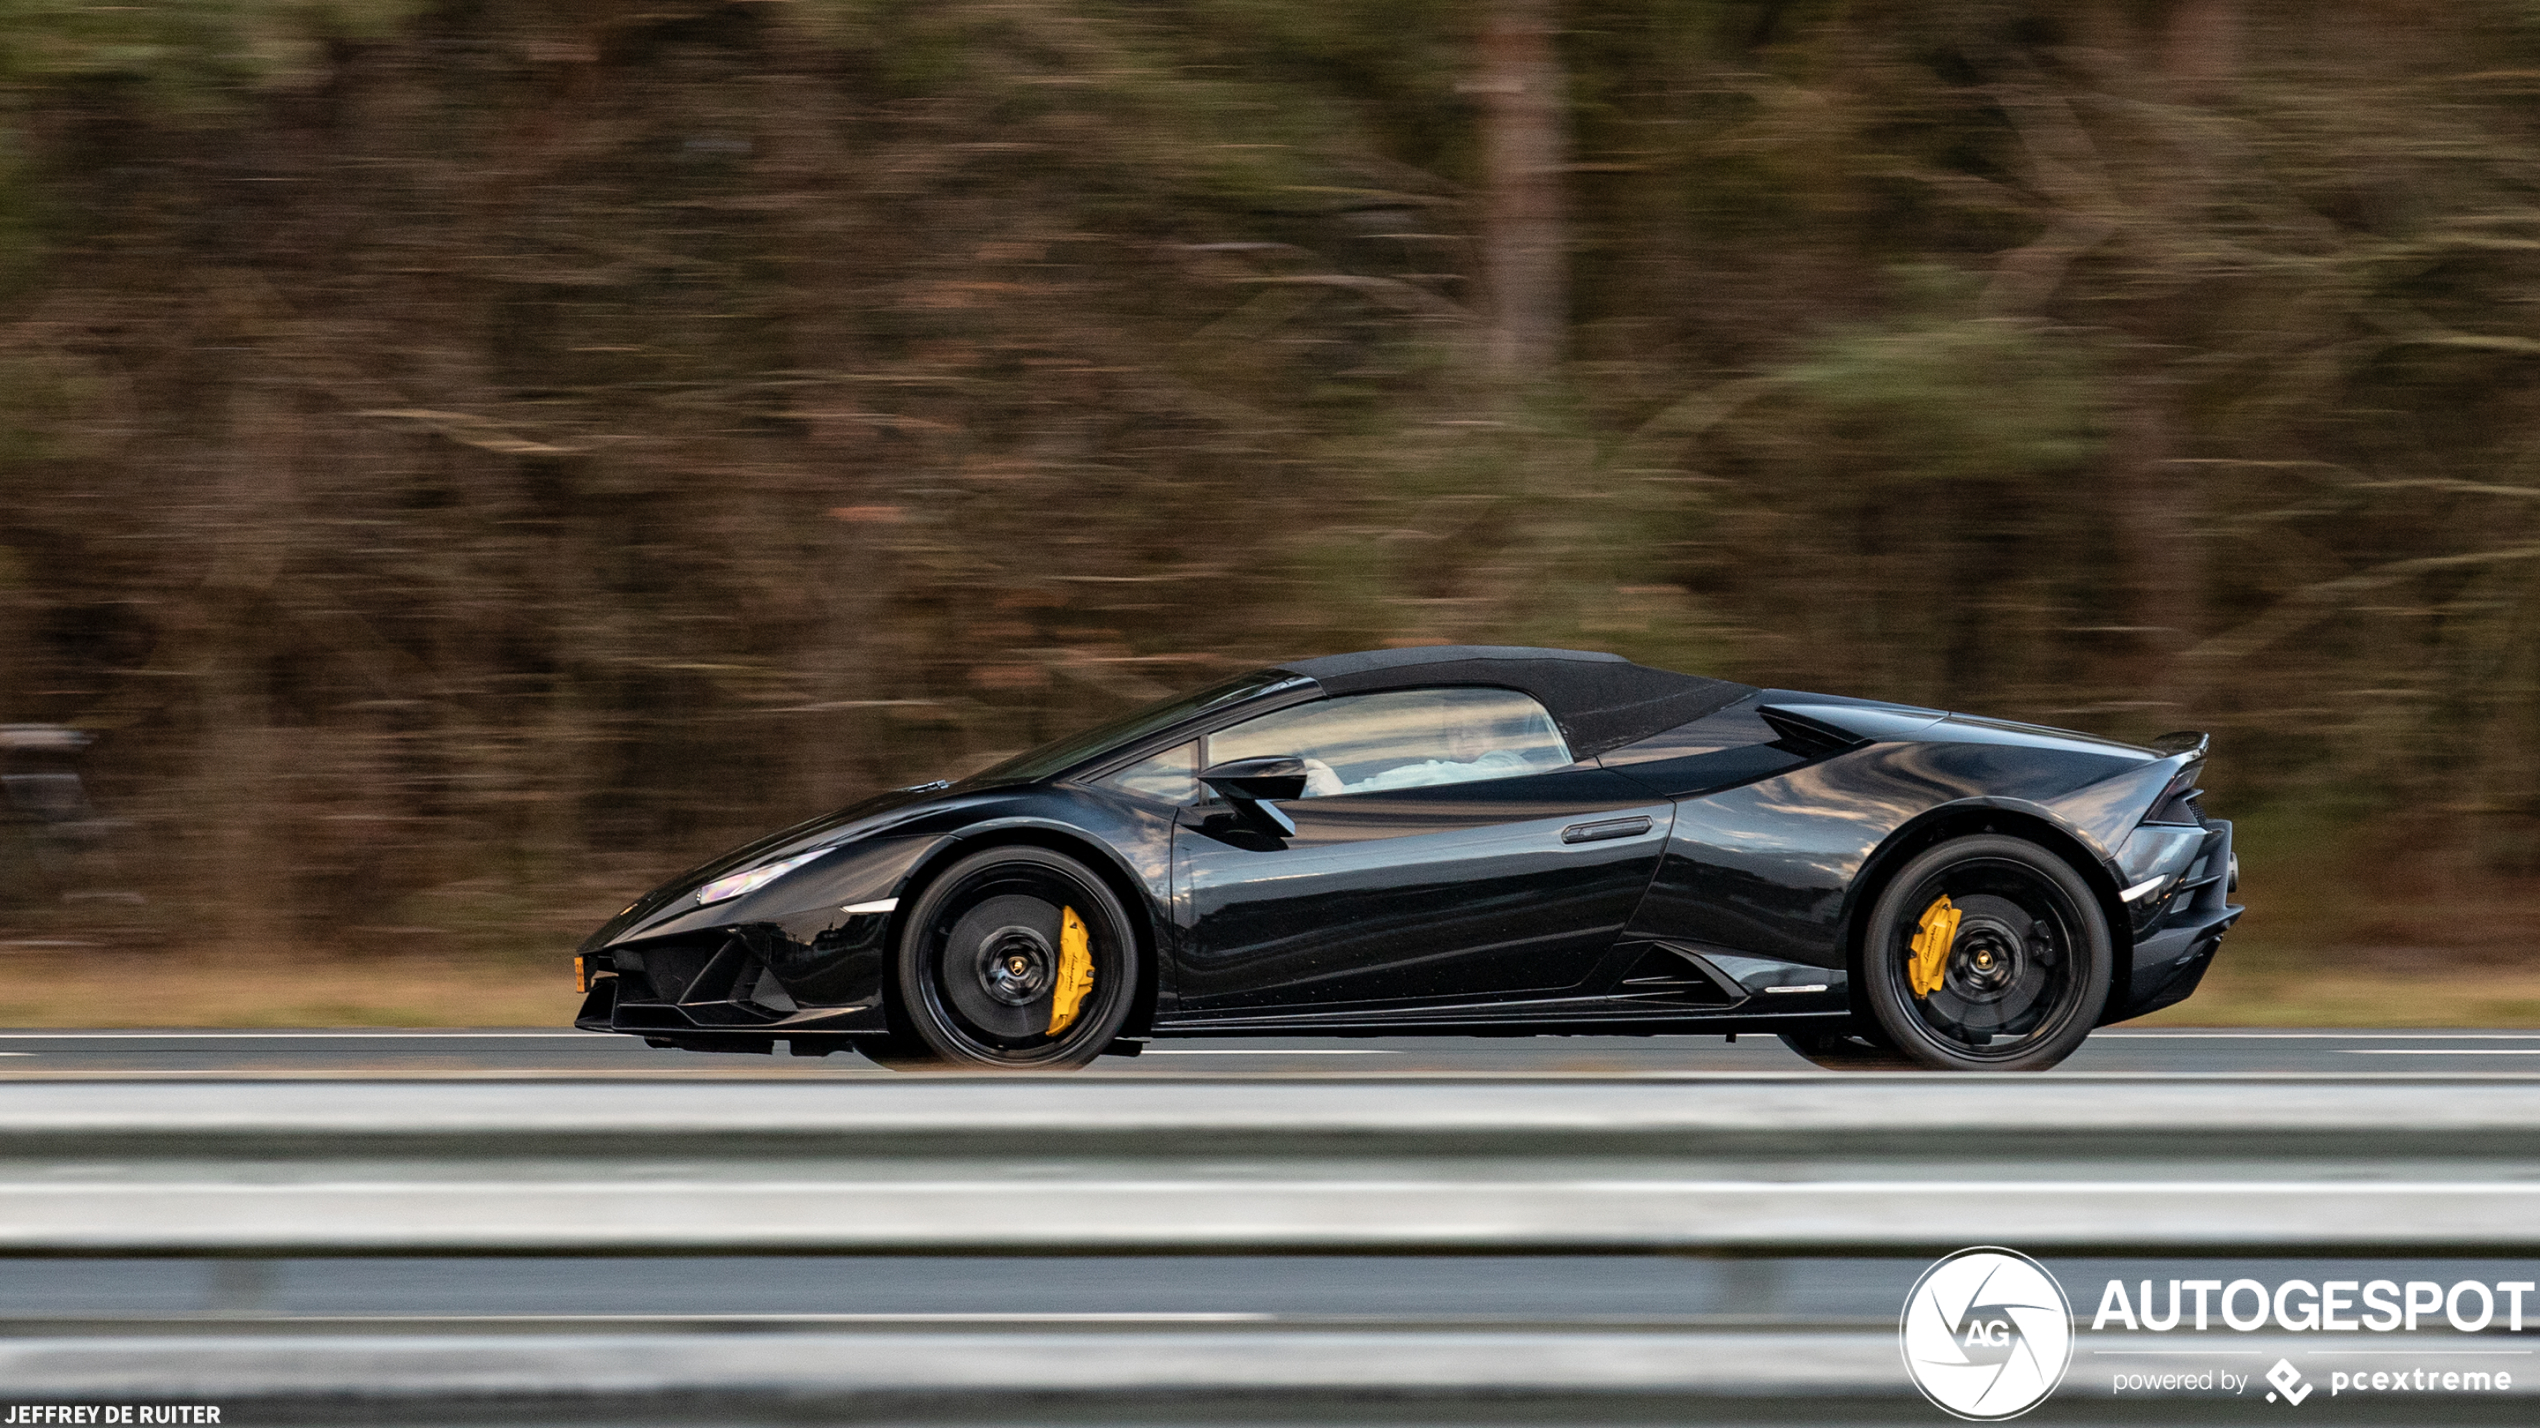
[883,845,1138,1071]
[1860,834,2111,1072]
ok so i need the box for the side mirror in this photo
[1201,756,1309,803]
[1200,756,1306,836]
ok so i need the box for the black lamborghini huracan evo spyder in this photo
[574,646,2240,1071]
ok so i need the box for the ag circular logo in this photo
[1900,1247,2074,1420]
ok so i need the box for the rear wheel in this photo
[1860,834,2111,1072]
[876,846,1137,1071]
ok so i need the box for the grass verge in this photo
[0,951,580,1028]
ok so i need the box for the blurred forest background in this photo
[3,0,2538,1023]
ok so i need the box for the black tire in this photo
[885,846,1138,1071]
[1777,1026,1920,1071]
[1860,834,2111,1072]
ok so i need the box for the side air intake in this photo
[1613,944,1746,1008]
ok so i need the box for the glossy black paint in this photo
[1169,766,1674,1018]
[1626,712,2146,961]
[2124,818,2242,1017]
[573,647,2240,1049]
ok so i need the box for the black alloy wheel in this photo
[1776,1026,1919,1071]
[865,845,1137,1071]
[1859,834,2111,1072]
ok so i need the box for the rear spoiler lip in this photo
[2149,730,2210,761]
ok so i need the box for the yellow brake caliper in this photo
[1046,906,1096,1036]
[1908,895,1960,1000]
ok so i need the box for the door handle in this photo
[1561,815,1654,845]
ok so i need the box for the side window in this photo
[1097,741,1199,805]
[1596,695,1808,797]
[1207,688,1571,798]
[1601,698,1779,765]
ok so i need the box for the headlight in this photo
[694,849,827,906]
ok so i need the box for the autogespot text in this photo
[2091,1275,2530,1404]
[2091,1276,2536,1334]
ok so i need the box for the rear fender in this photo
[1838,800,2133,1024]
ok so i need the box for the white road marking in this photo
[2101,1031,2540,1039]
[2344,1048,2540,1055]
[1142,1049,1398,1056]
[270,1311,1280,1324]
[0,1031,605,1040]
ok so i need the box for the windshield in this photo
[961,668,1311,786]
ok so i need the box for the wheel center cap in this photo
[1945,918,2024,1001]
[978,927,1055,1006]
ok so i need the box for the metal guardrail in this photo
[3,1328,2531,1426]
[0,1328,1910,1397]
[3,1079,2539,1422]
[1,1078,2538,1253]
[0,1326,1928,1428]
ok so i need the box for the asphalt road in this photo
[0,1025,2534,1076]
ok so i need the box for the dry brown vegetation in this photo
[3,1,2539,1024]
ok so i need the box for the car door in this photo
[1165,686,1674,1016]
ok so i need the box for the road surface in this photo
[0,1025,2532,1076]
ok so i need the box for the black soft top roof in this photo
[1273,646,1755,760]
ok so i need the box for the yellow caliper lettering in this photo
[1908,895,1960,1000]
[1047,906,1096,1035]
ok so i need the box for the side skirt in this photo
[1147,1007,1856,1038]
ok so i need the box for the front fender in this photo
[882,798,1178,1019]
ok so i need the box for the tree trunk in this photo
[2118,0,2237,706]
[2159,0,2241,106]
[1477,0,1569,382]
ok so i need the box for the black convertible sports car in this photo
[574,646,2240,1071]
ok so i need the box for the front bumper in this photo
[576,912,896,1045]
[574,836,951,1049]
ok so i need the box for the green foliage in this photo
[0,0,426,99]
[1781,291,2105,486]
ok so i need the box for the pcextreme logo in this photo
[1901,1247,2075,1420]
